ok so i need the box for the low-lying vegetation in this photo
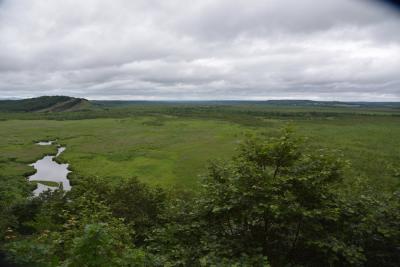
[1,129,399,266]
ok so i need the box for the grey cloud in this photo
[0,0,399,101]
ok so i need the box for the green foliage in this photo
[1,128,399,266]
[237,128,301,175]
[70,176,166,244]
[150,129,400,266]
[0,174,33,240]
[0,172,164,266]
[5,221,150,267]
[67,223,147,267]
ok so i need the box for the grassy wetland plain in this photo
[1,97,400,266]
[1,100,399,189]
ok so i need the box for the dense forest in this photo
[1,129,399,266]
[0,96,93,113]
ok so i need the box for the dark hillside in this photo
[0,96,94,112]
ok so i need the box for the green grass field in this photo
[1,105,399,190]
[0,117,246,188]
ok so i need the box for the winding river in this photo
[28,141,71,196]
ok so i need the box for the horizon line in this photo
[2,96,400,103]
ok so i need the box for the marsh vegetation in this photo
[0,100,399,266]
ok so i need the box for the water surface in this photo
[37,141,54,146]
[29,143,71,196]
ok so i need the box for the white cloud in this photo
[0,0,399,100]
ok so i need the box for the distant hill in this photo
[2,97,399,113]
[93,99,400,109]
[0,96,95,112]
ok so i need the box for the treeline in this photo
[0,96,76,112]
[1,104,399,128]
[1,130,399,266]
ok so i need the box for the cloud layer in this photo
[0,0,399,100]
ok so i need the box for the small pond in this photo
[28,141,71,196]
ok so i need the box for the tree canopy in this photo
[1,129,399,266]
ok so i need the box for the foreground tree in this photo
[151,129,400,266]
[3,178,161,266]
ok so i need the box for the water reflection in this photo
[29,143,71,196]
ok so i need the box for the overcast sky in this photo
[0,0,399,101]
